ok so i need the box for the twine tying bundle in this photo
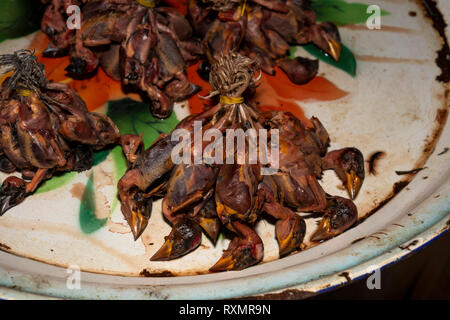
[0,50,46,94]
[202,52,261,105]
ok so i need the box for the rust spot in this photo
[70,182,85,200]
[393,181,409,194]
[351,237,366,244]
[142,288,169,300]
[0,242,11,250]
[437,147,449,155]
[435,108,448,125]
[358,180,410,225]
[139,269,174,277]
[367,151,386,175]
[409,11,417,17]
[339,271,351,282]
[342,24,415,34]
[393,223,405,228]
[355,55,428,64]
[395,167,426,175]
[405,63,449,193]
[440,219,450,233]
[399,239,419,251]
[239,289,315,300]
[420,0,450,82]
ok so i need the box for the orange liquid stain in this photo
[29,32,136,112]
[257,69,348,127]
[186,64,348,128]
[0,71,14,86]
[262,67,348,102]
[30,32,347,123]
[187,62,214,114]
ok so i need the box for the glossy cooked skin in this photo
[117,52,365,271]
[118,109,364,270]
[0,50,120,216]
[188,0,342,84]
[117,104,223,240]
[41,0,203,118]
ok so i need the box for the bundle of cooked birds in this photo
[41,0,203,118]
[188,0,342,84]
[117,52,364,272]
[41,0,344,119]
[0,50,120,215]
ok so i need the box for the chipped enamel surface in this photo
[0,0,449,298]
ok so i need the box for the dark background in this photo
[310,229,450,300]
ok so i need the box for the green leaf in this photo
[106,98,179,148]
[0,0,44,43]
[300,43,357,77]
[109,145,127,214]
[93,149,110,166]
[35,172,77,194]
[312,0,389,25]
[79,173,108,234]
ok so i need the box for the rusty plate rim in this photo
[0,0,450,300]
[0,119,448,300]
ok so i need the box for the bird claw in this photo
[65,57,88,75]
[0,177,27,216]
[276,214,306,257]
[129,198,152,241]
[315,22,342,61]
[196,197,221,244]
[262,191,306,257]
[346,169,362,200]
[322,147,365,200]
[310,196,358,242]
[151,217,202,261]
[119,185,153,241]
[210,222,263,272]
[120,134,144,166]
[65,56,98,75]
[210,237,264,272]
